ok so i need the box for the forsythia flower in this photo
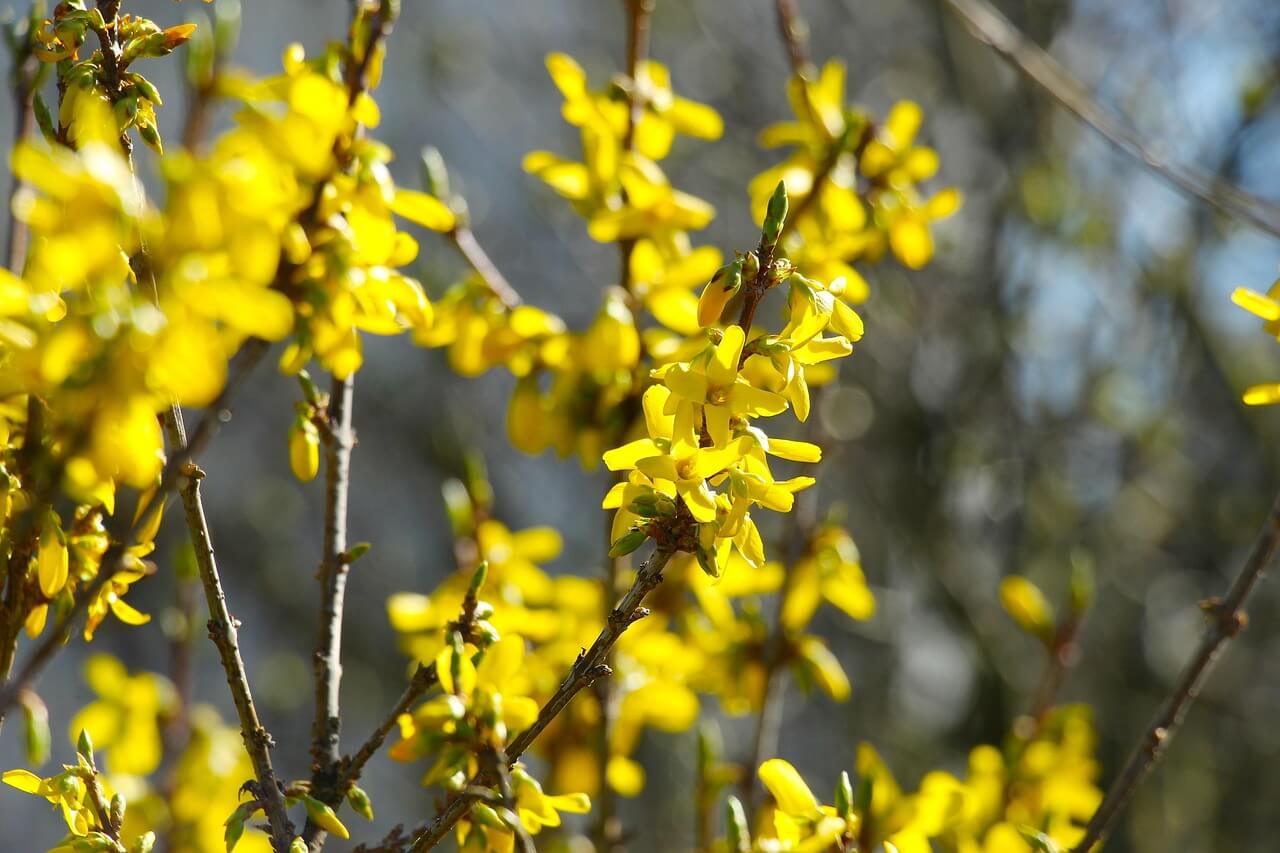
[750,60,961,298]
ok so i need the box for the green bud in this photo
[473,619,500,646]
[128,831,155,853]
[1069,554,1095,616]
[742,250,761,282]
[654,494,677,517]
[420,145,451,199]
[1018,827,1062,853]
[696,721,721,774]
[113,96,139,131]
[21,693,50,766]
[130,75,162,106]
[725,796,751,853]
[345,784,374,821]
[76,729,94,766]
[834,771,854,820]
[32,94,55,143]
[214,0,242,58]
[138,121,163,155]
[695,546,719,578]
[466,560,489,599]
[462,450,493,511]
[609,529,647,558]
[110,792,126,827]
[470,802,505,828]
[853,775,873,814]
[441,478,474,539]
[344,542,372,563]
[762,180,789,246]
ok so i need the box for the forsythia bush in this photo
[0,1,1264,853]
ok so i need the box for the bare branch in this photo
[162,408,295,851]
[1072,492,1280,851]
[939,0,1280,238]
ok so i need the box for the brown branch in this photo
[162,408,294,851]
[939,0,1280,239]
[773,0,813,78]
[305,372,356,851]
[1071,491,1280,852]
[340,661,439,788]
[5,6,41,272]
[449,225,521,309]
[405,546,677,852]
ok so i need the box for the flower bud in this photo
[762,180,789,246]
[609,529,647,558]
[697,258,744,327]
[346,785,374,821]
[725,796,750,853]
[289,418,320,483]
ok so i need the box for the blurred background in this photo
[4,0,1280,850]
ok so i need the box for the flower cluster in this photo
[740,708,1102,853]
[750,60,961,296]
[3,655,278,853]
[419,52,725,467]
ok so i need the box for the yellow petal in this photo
[758,759,820,818]
[390,189,456,232]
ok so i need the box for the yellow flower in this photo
[659,325,788,448]
[780,525,875,631]
[68,655,173,776]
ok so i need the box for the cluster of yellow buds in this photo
[736,707,1101,853]
[750,60,961,297]
[31,3,198,152]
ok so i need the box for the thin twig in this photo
[773,0,813,78]
[939,0,1280,239]
[449,226,521,309]
[163,409,295,851]
[340,662,439,788]
[405,546,676,852]
[1071,491,1280,852]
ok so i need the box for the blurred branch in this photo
[451,226,522,308]
[1072,491,1280,851]
[773,0,813,78]
[939,0,1280,239]
[162,409,295,851]
[5,2,44,272]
